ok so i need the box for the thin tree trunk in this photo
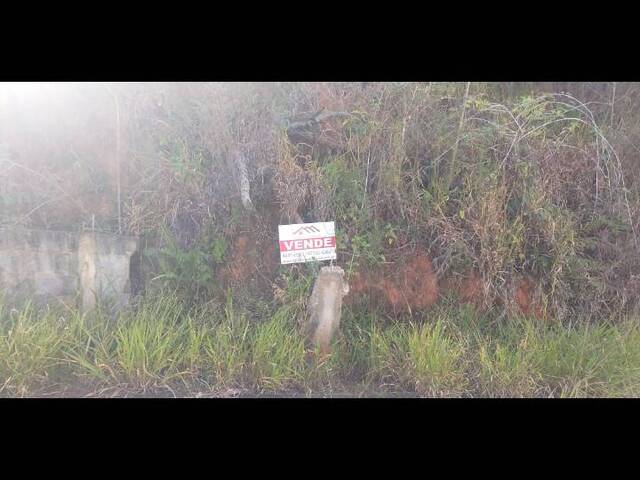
[611,82,616,129]
[105,84,123,234]
[234,147,254,212]
[448,82,471,189]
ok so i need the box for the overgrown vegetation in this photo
[2,82,640,396]
[3,82,638,318]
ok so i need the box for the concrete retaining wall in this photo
[0,228,140,310]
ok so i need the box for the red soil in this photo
[218,233,279,287]
[346,250,439,313]
[514,277,545,320]
[349,256,546,319]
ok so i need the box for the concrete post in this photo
[78,232,98,311]
[305,266,350,356]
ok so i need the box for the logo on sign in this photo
[292,225,320,235]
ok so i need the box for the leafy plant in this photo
[150,228,220,301]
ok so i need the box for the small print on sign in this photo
[278,221,337,265]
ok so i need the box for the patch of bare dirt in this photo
[218,232,279,289]
[514,276,545,320]
[440,270,488,310]
[350,256,547,320]
[347,250,439,313]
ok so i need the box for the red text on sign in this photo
[279,236,336,252]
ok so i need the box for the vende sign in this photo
[278,221,337,265]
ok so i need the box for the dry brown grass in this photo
[3,82,640,321]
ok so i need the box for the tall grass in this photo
[112,297,190,387]
[406,320,468,396]
[199,293,250,388]
[0,302,75,395]
[250,305,307,392]
[2,296,640,397]
[476,318,640,397]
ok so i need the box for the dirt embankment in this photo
[217,232,280,289]
[346,249,545,319]
[217,234,545,319]
[347,252,439,314]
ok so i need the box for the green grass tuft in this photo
[2,296,640,397]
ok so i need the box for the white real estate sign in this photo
[278,221,337,265]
